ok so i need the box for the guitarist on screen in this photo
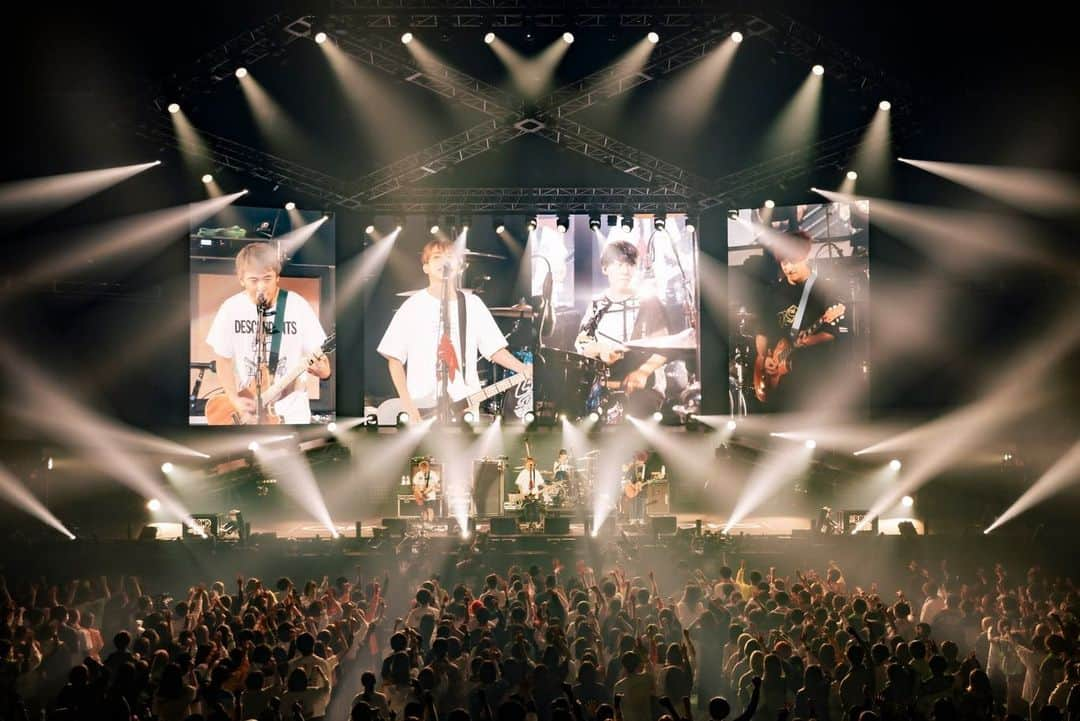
[753,230,846,410]
[205,242,331,424]
[378,238,532,424]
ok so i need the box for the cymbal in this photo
[489,304,535,318]
[622,327,697,355]
[463,249,507,260]
[397,288,484,297]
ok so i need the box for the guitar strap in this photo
[456,290,468,380]
[789,267,817,339]
[268,290,289,374]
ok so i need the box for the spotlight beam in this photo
[899,158,1080,216]
[0,462,76,539]
[985,441,1080,533]
[5,192,247,297]
[252,443,340,538]
[0,161,161,218]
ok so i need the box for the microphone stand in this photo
[436,263,452,424]
[669,223,701,392]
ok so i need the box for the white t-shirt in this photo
[377,290,507,409]
[206,290,327,424]
[411,469,441,500]
[515,468,545,494]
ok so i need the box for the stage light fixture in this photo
[248,441,260,452]
[146,498,162,512]
[365,412,378,426]
[764,199,776,209]
[588,411,600,422]
[879,100,891,111]
[393,215,406,231]
[523,411,536,424]
[647,31,660,44]
[621,214,634,232]
[726,420,737,431]
[588,212,601,230]
[235,67,248,79]
[889,459,902,471]
[812,64,824,76]
[493,216,506,233]
[463,410,476,425]
[314,31,328,44]
[805,439,817,449]
[563,32,575,44]
[401,32,414,44]
[685,215,698,233]
[526,215,537,231]
[731,31,744,44]
[161,462,174,474]
[47,457,54,471]
[201,174,213,184]
[285,201,296,210]
[556,212,570,233]
[484,32,495,44]
[652,411,664,422]
[365,224,375,234]
[167,103,180,114]
[397,411,411,426]
[653,214,666,231]
[429,223,439,235]
[327,422,338,433]
[846,170,858,180]
[901,495,914,508]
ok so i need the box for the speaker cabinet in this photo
[473,459,505,517]
[544,516,571,535]
[490,516,519,535]
[381,517,408,537]
[650,515,677,535]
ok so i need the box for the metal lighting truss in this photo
[145,8,913,211]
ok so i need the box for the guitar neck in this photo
[465,373,527,405]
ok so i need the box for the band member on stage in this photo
[411,460,441,523]
[206,242,331,424]
[576,240,670,416]
[753,231,846,411]
[514,457,545,497]
[553,449,573,483]
[622,451,649,524]
[378,238,532,424]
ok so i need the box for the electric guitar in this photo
[205,331,336,425]
[753,304,845,402]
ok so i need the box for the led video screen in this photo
[726,201,869,415]
[189,206,335,426]
[363,214,700,425]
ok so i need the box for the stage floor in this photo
[147,514,923,540]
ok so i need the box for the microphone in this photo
[190,361,217,372]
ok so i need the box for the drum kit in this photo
[507,449,599,528]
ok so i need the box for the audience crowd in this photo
[1,545,1077,721]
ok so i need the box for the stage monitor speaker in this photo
[544,516,570,535]
[490,516,519,535]
[381,518,407,537]
[473,459,505,517]
[137,525,158,541]
[790,528,814,540]
[185,514,219,539]
[843,510,878,535]
[650,515,677,535]
[897,520,919,539]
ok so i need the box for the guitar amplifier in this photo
[646,480,670,515]
[490,516,519,535]
[398,495,423,518]
[473,459,505,517]
[544,516,571,535]
[843,510,878,535]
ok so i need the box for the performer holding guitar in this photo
[753,230,846,410]
[411,459,441,523]
[378,238,532,424]
[205,242,331,424]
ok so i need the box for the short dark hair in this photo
[600,240,638,269]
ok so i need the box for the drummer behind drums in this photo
[553,449,572,482]
[575,240,669,418]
